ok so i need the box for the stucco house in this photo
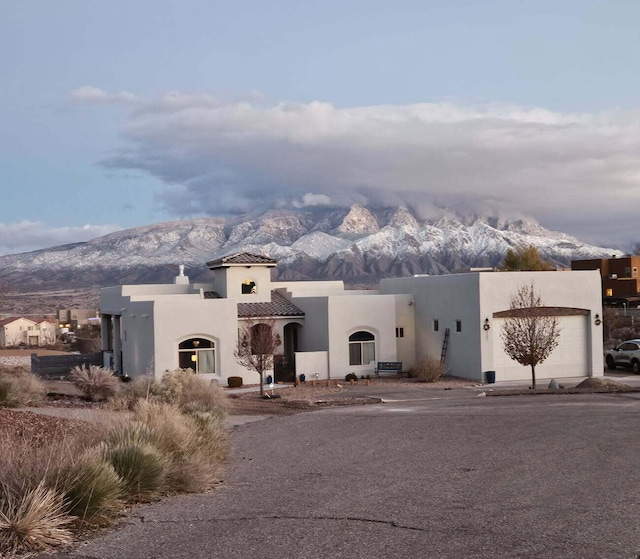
[0,316,58,348]
[100,253,603,385]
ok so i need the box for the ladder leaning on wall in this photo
[440,328,450,365]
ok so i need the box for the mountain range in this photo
[0,205,621,313]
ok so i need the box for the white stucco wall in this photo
[381,274,482,379]
[213,265,273,302]
[295,351,329,380]
[382,270,603,382]
[477,270,603,381]
[327,293,398,378]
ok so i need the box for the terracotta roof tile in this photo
[237,291,305,319]
[207,252,277,269]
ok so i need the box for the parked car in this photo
[605,339,640,373]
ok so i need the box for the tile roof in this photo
[0,317,22,326]
[237,291,305,319]
[207,252,277,269]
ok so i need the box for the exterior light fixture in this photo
[483,318,491,331]
[594,314,602,326]
[193,340,200,347]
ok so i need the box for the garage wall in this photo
[492,315,589,381]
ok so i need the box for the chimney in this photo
[174,264,189,285]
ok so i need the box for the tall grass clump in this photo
[100,422,168,501]
[0,481,74,554]
[69,365,120,402]
[0,367,46,408]
[52,449,122,526]
[130,400,227,493]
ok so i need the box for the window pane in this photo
[349,331,374,342]
[362,342,376,365]
[198,349,215,373]
[349,343,362,365]
[179,351,194,370]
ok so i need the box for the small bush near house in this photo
[0,367,46,408]
[345,373,358,382]
[409,357,446,383]
[69,365,120,402]
[227,376,243,388]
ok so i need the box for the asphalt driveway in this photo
[46,391,640,559]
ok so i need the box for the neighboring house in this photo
[0,316,58,348]
[57,309,100,331]
[572,256,640,307]
[100,253,603,385]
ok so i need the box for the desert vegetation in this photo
[408,356,447,383]
[0,366,229,556]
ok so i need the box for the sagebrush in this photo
[409,357,446,383]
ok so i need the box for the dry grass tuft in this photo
[0,481,74,554]
[0,370,46,408]
[69,365,120,402]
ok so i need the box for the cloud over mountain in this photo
[75,90,640,246]
[0,221,121,255]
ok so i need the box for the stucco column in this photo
[100,315,110,351]
[112,315,122,375]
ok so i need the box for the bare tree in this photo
[500,283,561,389]
[234,319,281,396]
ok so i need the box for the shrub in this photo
[179,378,229,419]
[69,365,120,402]
[345,373,358,382]
[52,450,122,526]
[227,376,243,388]
[409,357,446,383]
[0,481,74,555]
[0,373,46,408]
[101,422,168,501]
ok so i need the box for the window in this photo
[606,288,613,296]
[242,280,257,294]
[456,320,462,332]
[349,331,375,366]
[396,327,404,338]
[178,338,215,374]
[433,320,439,332]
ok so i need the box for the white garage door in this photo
[493,315,588,382]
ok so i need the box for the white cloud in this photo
[69,86,138,105]
[0,221,121,255]
[97,95,640,246]
[292,192,332,208]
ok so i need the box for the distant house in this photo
[0,316,57,348]
[57,309,100,331]
[572,256,640,307]
[100,252,604,385]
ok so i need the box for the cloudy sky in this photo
[2,0,639,255]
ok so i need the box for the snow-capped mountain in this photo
[0,205,622,294]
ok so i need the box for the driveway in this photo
[44,392,640,559]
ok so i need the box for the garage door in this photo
[493,315,588,382]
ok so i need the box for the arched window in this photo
[242,279,257,294]
[349,331,375,366]
[178,338,215,374]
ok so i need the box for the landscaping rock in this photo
[576,377,630,390]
